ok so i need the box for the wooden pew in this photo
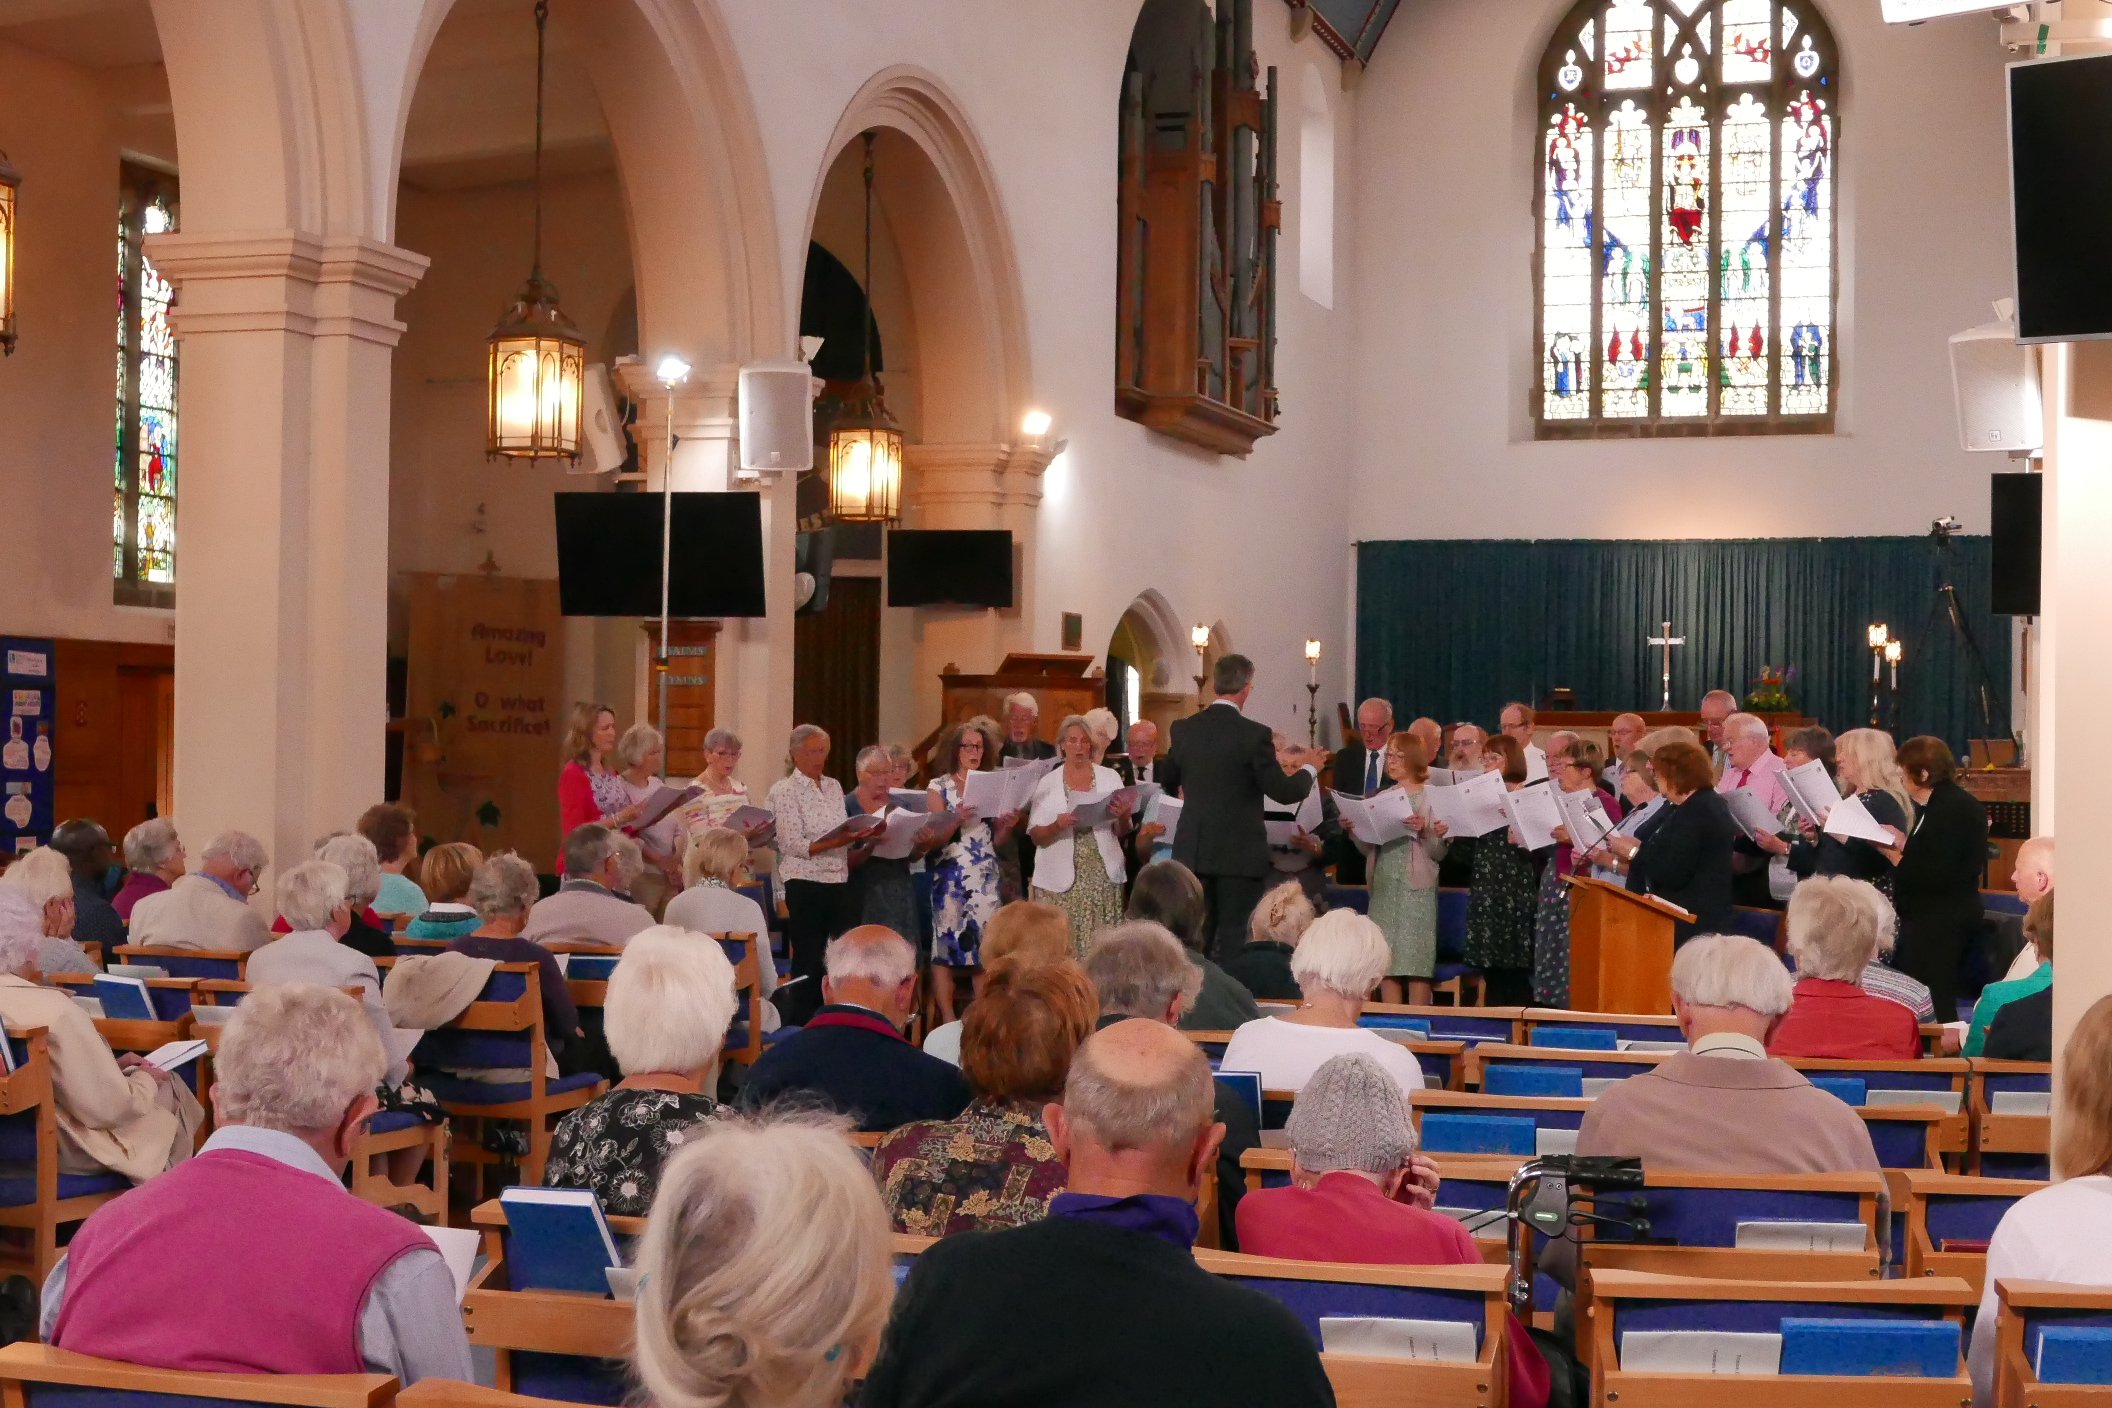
[1585,1268,1977,1406]
[0,1342,395,1408]
[465,1200,637,1402]
[1994,1280,2112,1407]
[0,1029,126,1284]
[1902,1170,2044,1297]
[1189,1030,1470,1092]
[1969,1059,2052,1179]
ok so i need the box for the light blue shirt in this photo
[40,1126,472,1384]
[375,873,427,918]
[201,872,247,905]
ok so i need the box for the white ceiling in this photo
[0,0,615,189]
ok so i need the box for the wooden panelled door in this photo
[793,577,880,789]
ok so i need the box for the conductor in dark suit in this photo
[1625,739,1738,943]
[1157,654,1327,956]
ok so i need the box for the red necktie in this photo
[1733,767,1749,789]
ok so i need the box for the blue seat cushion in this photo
[366,1109,436,1135]
[422,1070,602,1106]
[0,1171,128,1206]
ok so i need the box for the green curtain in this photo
[1354,537,2010,753]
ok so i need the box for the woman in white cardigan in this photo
[1027,715,1136,959]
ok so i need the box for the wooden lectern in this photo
[1563,876,1692,1016]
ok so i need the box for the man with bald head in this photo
[738,925,968,1131]
[1605,712,1646,792]
[1994,836,2055,981]
[863,1019,1334,1407]
[1408,717,1443,765]
[1700,689,1739,772]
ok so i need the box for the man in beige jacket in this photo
[0,931,202,1183]
[127,830,272,954]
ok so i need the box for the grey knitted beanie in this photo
[1282,1052,1416,1175]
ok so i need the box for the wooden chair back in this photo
[112,946,247,981]
[0,1344,396,1408]
[1994,1280,2112,1408]
[1902,1170,2045,1298]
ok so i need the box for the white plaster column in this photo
[150,231,428,874]
[2044,340,2112,1064]
[619,362,796,792]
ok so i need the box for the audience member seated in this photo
[449,853,583,1069]
[0,925,202,1185]
[48,822,124,952]
[1126,858,1260,1030]
[111,819,184,924]
[662,826,780,1032]
[544,925,738,1215]
[247,861,419,1099]
[402,841,483,941]
[861,1020,1334,1407]
[632,1112,895,1408]
[0,848,101,976]
[358,803,427,919]
[1219,908,1423,1097]
[1218,879,1315,1002]
[127,829,271,953]
[1238,1053,1550,1408]
[1086,919,1258,1249]
[1969,992,2112,1407]
[313,833,397,960]
[1769,875,1922,1060]
[1578,933,1881,1172]
[919,900,1069,1066]
[740,926,969,1132]
[1966,892,2052,1060]
[42,984,471,1383]
[524,824,656,949]
[1860,917,1937,1024]
[1992,835,2054,982]
[874,960,1094,1236]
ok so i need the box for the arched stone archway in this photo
[1107,587,1198,735]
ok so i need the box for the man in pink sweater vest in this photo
[44,984,470,1383]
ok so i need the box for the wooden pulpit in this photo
[1563,876,1692,1016]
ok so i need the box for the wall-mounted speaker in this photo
[1990,472,2042,617]
[738,361,816,474]
[1950,321,2044,453]
[576,364,628,474]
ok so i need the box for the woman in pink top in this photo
[1236,1053,1554,1408]
[555,701,642,870]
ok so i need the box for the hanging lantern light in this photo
[0,148,20,357]
[485,0,584,460]
[826,131,904,523]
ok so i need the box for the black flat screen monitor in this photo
[554,492,766,618]
[886,530,1014,609]
[2009,52,2112,343]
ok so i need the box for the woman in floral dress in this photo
[926,719,1013,1025]
[1367,732,1446,1006]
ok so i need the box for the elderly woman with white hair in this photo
[675,727,771,851]
[1218,909,1423,1097]
[767,725,862,1027]
[112,818,184,923]
[665,827,780,1032]
[543,926,741,1216]
[312,833,395,960]
[1768,875,1922,1060]
[1027,715,1134,959]
[845,744,931,942]
[0,849,101,976]
[0,917,202,1185]
[1237,1053,1553,1408]
[631,1112,896,1408]
[607,722,685,915]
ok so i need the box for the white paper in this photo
[1580,1077,1622,1099]
[1733,1219,1869,1252]
[815,813,886,848]
[1724,787,1788,843]
[190,1005,235,1028]
[1620,1330,1783,1375]
[721,805,776,834]
[886,789,935,813]
[1865,1087,1963,1114]
[1426,767,1458,787]
[1555,787,1614,852]
[1143,795,1183,846]
[1991,1089,2053,1116]
[424,1224,483,1306]
[142,1039,207,1072]
[1067,787,1145,831]
[1823,793,1897,845]
[72,997,104,1019]
[1782,759,1845,828]
[1500,782,1563,852]
[1332,787,1419,847]
[1318,1316,1478,1364]
[1534,1126,1580,1156]
[605,1266,639,1301]
[1616,1039,1689,1053]
[1430,769,1512,839]
[871,808,951,861]
[962,768,1013,819]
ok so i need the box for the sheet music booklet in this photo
[1498,781,1563,852]
[1264,788,1324,847]
[1781,759,1844,828]
[631,783,705,833]
[1331,786,1418,847]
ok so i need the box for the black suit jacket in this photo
[1324,742,1394,885]
[1158,703,1315,879]
[1895,781,1990,922]
[1627,788,1738,941]
[1984,984,2053,1062]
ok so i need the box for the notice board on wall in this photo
[400,574,565,867]
[0,639,56,853]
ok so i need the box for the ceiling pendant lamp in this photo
[0,147,19,356]
[826,131,903,524]
[485,0,584,461]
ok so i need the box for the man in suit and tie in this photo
[1325,698,1397,886]
[1116,720,1166,891]
[1157,654,1327,956]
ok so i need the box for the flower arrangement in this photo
[1746,665,1797,713]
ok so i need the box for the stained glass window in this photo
[115,163,178,606]
[1535,0,1837,436]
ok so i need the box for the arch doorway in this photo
[1106,590,1198,737]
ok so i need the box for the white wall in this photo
[0,40,173,646]
[1347,0,2017,542]
[718,0,1365,739]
